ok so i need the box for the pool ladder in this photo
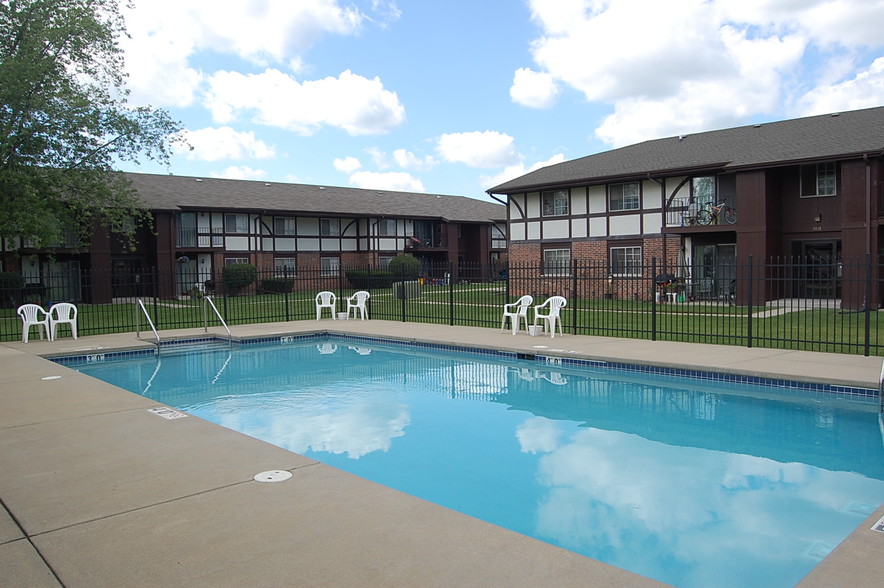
[136,296,232,354]
[878,360,884,444]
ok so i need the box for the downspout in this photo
[491,192,526,221]
[864,154,872,256]
[864,153,873,312]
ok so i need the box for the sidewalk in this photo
[1,320,882,587]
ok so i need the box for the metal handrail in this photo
[204,295,231,340]
[135,299,161,348]
[878,359,884,414]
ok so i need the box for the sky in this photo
[116,0,884,202]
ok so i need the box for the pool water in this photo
[68,338,884,588]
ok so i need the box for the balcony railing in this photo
[666,197,737,227]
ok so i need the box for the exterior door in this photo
[799,241,841,299]
[693,244,736,300]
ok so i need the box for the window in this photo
[320,256,340,276]
[274,257,297,276]
[801,163,836,197]
[376,219,397,236]
[225,257,248,266]
[542,190,569,216]
[378,256,394,270]
[177,213,197,247]
[692,176,716,207]
[609,182,640,211]
[320,218,341,236]
[542,248,571,276]
[490,224,507,249]
[224,214,249,234]
[610,246,642,276]
[274,217,296,236]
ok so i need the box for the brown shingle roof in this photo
[488,106,884,194]
[125,173,506,223]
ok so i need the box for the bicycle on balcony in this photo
[696,201,737,225]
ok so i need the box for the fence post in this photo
[864,253,872,356]
[338,262,344,304]
[152,268,159,330]
[746,255,753,348]
[399,262,407,322]
[283,265,291,322]
[571,259,578,334]
[651,257,657,341]
[448,262,454,326]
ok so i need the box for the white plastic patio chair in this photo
[17,304,51,343]
[346,290,370,320]
[532,296,567,338]
[315,291,337,320]
[49,302,78,340]
[500,294,533,335]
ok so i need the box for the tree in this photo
[0,0,185,249]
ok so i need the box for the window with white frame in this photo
[274,217,296,236]
[274,257,297,276]
[609,182,640,211]
[320,256,340,276]
[225,257,249,266]
[542,248,571,276]
[320,218,341,236]
[541,190,569,216]
[800,162,836,197]
[610,246,642,276]
[692,176,717,207]
[376,219,397,236]
[378,255,394,269]
[224,213,249,234]
[490,224,507,249]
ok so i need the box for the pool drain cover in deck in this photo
[254,470,292,483]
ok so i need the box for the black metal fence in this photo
[1,257,881,355]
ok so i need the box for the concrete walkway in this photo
[1,320,882,587]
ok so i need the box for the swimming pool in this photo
[62,335,884,588]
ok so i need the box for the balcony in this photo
[665,197,737,230]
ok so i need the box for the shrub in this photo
[387,255,421,280]
[260,277,294,293]
[0,272,24,308]
[345,270,394,289]
[221,263,257,294]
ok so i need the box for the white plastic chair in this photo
[315,291,337,320]
[49,302,78,340]
[533,296,567,338]
[500,295,533,334]
[346,290,370,320]
[17,304,51,343]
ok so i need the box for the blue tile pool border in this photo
[50,332,878,401]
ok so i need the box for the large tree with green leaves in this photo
[0,0,184,249]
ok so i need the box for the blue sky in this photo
[118,0,884,202]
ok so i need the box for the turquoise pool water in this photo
[66,337,884,588]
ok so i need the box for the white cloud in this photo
[797,57,884,115]
[176,127,276,161]
[333,156,363,173]
[482,153,566,191]
[522,0,884,146]
[510,68,560,108]
[211,166,267,180]
[348,171,426,192]
[436,131,521,168]
[205,69,406,136]
[120,0,401,108]
[392,148,436,170]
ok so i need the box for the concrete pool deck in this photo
[1,319,882,587]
